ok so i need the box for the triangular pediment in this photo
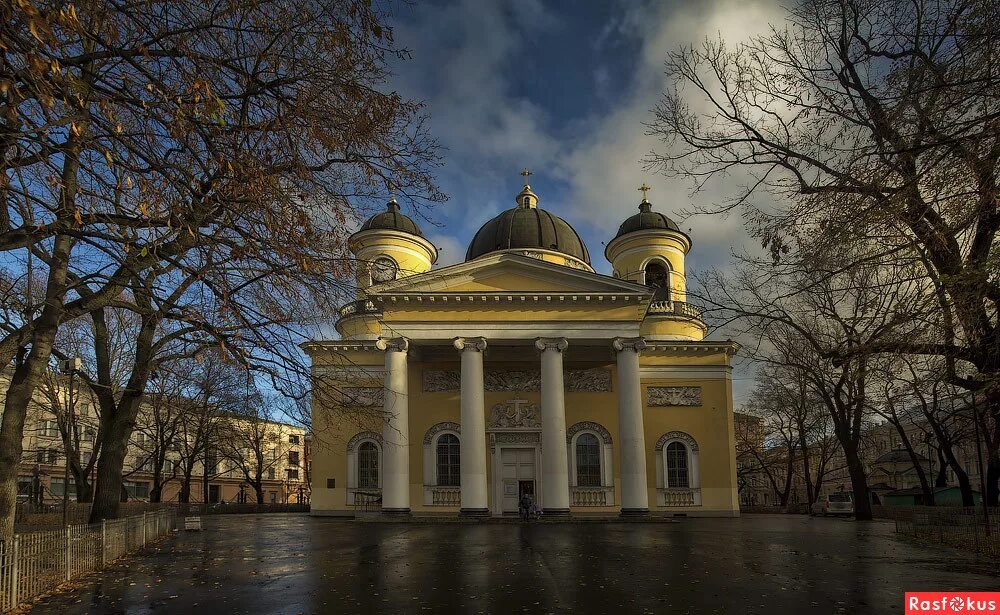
[370,253,651,295]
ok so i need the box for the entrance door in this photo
[501,448,536,513]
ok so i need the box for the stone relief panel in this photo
[565,368,611,393]
[422,370,462,392]
[488,401,540,429]
[485,370,541,392]
[423,368,611,393]
[342,386,384,407]
[647,386,702,407]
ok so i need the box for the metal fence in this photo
[0,508,175,612]
[892,506,1000,558]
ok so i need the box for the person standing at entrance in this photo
[519,492,533,521]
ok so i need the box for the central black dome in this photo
[465,206,591,264]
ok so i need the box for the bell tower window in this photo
[644,261,670,301]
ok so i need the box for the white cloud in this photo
[558,0,785,261]
[426,233,466,268]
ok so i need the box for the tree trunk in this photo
[935,448,948,488]
[0,236,73,541]
[891,420,934,506]
[842,444,872,520]
[90,397,140,522]
[202,467,209,504]
[986,456,999,507]
[179,468,193,504]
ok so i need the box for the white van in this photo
[812,492,854,516]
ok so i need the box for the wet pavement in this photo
[28,513,1000,614]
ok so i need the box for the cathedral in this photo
[305,175,740,517]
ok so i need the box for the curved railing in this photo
[647,300,704,319]
[338,299,382,319]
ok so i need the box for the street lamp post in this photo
[60,357,81,526]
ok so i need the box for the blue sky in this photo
[381,0,785,276]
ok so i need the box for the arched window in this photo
[666,441,689,488]
[436,433,460,487]
[575,433,601,487]
[644,261,670,301]
[523,196,531,208]
[358,441,379,488]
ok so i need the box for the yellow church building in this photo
[305,176,740,518]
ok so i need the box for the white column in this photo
[535,337,570,515]
[454,336,489,516]
[613,337,649,515]
[377,337,411,515]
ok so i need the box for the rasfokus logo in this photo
[906,593,1000,614]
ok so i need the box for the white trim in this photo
[654,432,701,506]
[639,365,733,379]
[346,433,383,505]
[423,425,462,505]
[567,429,613,488]
[371,252,650,295]
[611,243,688,263]
[349,228,439,264]
[605,228,692,259]
[639,256,672,300]
[490,440,543,516]
[384,321,642,342]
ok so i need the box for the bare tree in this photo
[1,0,443,538]
[220,388,293,505]
[648,0,1000,502]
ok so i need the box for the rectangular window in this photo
[269,491,277,504]
[40,420,60,438]
[17,476,35,496]
[326,478,335,489]
[287,451,299,466]
[286,468,299,480]
[51,478,77,497]
[78,403,90,417]
[289,435,300,445]
[123,481,149,499]
[208,484,220,504]
[267,467,276,480]
[47,449,58,464]
[204,455,218,475]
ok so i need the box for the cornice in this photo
[643,340,740,356]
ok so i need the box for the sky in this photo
[382,0,785,274]
[370,0,790,402]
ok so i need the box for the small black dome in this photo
[466,206,590,264]
[359,199,424,237]
[614,200,681,239]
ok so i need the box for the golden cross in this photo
[520,168,533,183]
[638,182,651,201]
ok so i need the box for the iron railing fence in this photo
[892,506,1000,558]
[0,508,175,612]
[15,501,169,531]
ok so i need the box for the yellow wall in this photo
[308,348,738,516]
[606,232,689,301]
[350,231,437,295]
[640,317,707,340]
